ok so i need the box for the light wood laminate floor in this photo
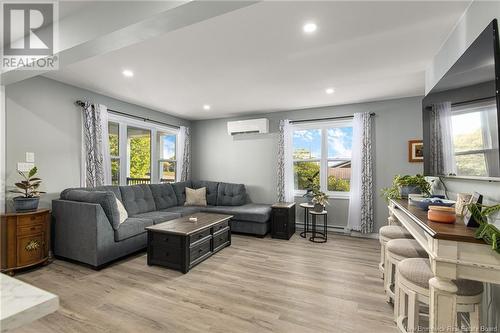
[12,234,397,333]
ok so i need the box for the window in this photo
[292,120,352,196]
[157,131,176,183]
[127,126,151,184]
[108,122,120,185]
[451,101,499,177]
[107,114,178,185]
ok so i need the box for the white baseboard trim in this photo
[295,222,379,239]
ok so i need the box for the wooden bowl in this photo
[428,205,456,224]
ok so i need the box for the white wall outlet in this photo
[17,162,34,172]
[26,152,35,163]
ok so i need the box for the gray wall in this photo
[5,76,190,210]
[191,96,424,233]
[425,0,500,328]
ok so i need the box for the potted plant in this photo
[312,191,329,212]
[467,202,500,254]
[302,171,320,204]
[10,167,45,212]
[381,174,431,201]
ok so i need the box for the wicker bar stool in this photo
[384,239,428,302]
[395,258,483,333]
[379,225,413,276]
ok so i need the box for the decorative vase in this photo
[399,185,421,198]
[313,203,324,213]
[13,197,39,212]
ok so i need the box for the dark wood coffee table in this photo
[146,212,233,273]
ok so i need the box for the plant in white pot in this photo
[312,191,329,213]
[10,167,45,212]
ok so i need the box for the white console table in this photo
[389,199,500,332]
[0,273,59,331]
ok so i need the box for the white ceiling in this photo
[44,1,471,120]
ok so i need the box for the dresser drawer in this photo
[212,219,230,233]
[189,239,211,263]
[189,228,211,244]
[213,228,230,250]
[18,213,46,226]
[17,224,44,237]
[148,243,182,265]
[150,232,182,248]
[17,234,44,267]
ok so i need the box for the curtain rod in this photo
[451,96,496,107]
[75,100,180,130]
[290,112,375,124]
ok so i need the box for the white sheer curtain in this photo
[347,112,374,233]
[80,103,111,187]
[177,126,191,181]
[277,119,294,202]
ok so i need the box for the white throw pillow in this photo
[116,197,128,224]
[185,187,207,207]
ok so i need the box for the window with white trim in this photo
[292,120,353,197]
[107,114,179,185]
[451,100,499,177]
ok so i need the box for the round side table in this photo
[309,210,327,243]
[299,203,314,238]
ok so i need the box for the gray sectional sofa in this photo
[52,180,271,268]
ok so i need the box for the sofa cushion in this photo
[131,211,181,224]
[171,181,192,205]
[61,190,121,230]
[185,187,207,207]
[114,217,153,241]
[161,206,201,216]
[192,180,219,205]
[149,183,178,210]
[202,204,271,223]
[217,182,247,206]
[119,184,156,215]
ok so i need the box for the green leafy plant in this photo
[466,202,500,254]
[302,170,320,199]
[312,191,329,207]
[381,174,431,202]
[9,167,45,198]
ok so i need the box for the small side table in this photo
[1,209,51,275]
[271,202,296,240]
[309,210,327,243]
[299,203,314,238]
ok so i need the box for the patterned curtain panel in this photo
[430,102,455,176]
[277,119,294,202]
[347,112,374,233]
[178,126,191,181]
[81,103,110,187]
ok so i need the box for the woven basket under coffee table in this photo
[308,210,327,243]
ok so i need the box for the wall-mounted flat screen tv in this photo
[422,19,500,180]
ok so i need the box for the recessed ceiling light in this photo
[325,88,335,94]
[303,22,317,34]
[203,104,211,110]
[122,69,134,77]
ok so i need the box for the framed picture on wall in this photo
[408,140,424,163]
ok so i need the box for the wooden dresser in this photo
[1,209,51,275]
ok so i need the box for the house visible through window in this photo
[107,114,178,185]
[292,120,353,196]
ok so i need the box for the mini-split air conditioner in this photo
[227,118,269,135]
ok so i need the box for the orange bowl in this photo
[428,205,456,224]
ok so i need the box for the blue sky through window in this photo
[328,127,352,158]
[162,135,176,159]
[293,127,352,159]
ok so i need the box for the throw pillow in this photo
[185,187,207,207]
[116,197,128,224]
